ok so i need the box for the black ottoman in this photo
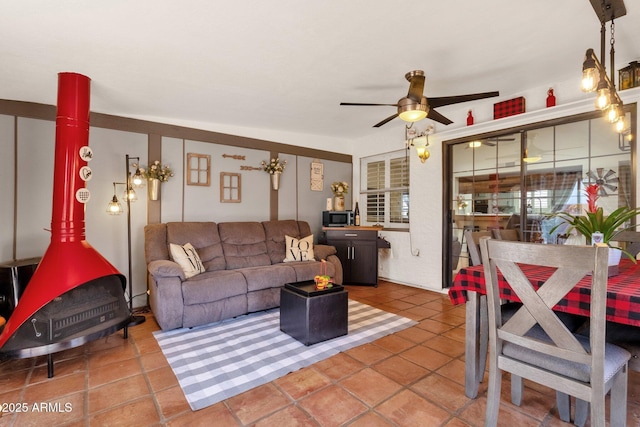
[280,281,348,346]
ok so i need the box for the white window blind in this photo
[361,150,410,228]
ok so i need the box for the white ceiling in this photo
[1,1,639,141]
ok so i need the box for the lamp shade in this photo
[581,49,599,92]
[131,168,144,187]
[106,196,123,215]
[397,97,428,122]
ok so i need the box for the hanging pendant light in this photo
[580,0,628,133]
[106,183,123,215]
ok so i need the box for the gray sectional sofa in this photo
[144,220,342,330]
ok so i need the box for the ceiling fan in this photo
[340,70,499,127]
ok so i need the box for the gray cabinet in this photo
[324,228,379,286]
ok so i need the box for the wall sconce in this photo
[405,124,433,163]
[580,0,627,133]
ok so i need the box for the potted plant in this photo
[331,181,349,211]
[139,161,174,200]
[262,158,287,190]
[549,183,640,262]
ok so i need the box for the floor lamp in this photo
[106,154,146,338]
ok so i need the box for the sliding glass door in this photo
[444,106,636,287]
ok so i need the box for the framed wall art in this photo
[187,153,211,186]
[310,159,323,191]
[220,172,241,203]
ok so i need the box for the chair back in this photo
[464,229,492,266]
[491,228,520,241]
[615,230,640,258]
[480,238,612,396]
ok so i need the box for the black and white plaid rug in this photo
[153,300,417,410]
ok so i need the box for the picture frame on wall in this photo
[187,153,211,186]
[310,159,323,191]
[220,172,241,203]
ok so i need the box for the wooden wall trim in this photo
[0,99,352,163]
[147,134,162,224]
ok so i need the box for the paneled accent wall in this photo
[0,100,352,307]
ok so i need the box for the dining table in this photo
[448,257,640,398]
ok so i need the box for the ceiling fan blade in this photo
[340,102,398,107]
[426,108,453,125]
[407,74,425,102]
[428,91,500,108]
[484,141,497,147]
[373,113,399,128]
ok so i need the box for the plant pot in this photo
[608,247,622,276]
[271,172,281,190]
[334,195,345,211]
[148,178,160,201]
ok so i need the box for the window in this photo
[360,150,410,228]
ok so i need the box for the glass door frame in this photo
[442,104,637,288]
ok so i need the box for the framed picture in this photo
[187,153,211,186]
[220,172,241,203]
[310,159,323,191]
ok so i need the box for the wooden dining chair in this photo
[480,238,630,427]
[464,229,492,266]
[604,230,640,372]
[491,228,520,241]
[469,231,583,422]
[615,230,640,258]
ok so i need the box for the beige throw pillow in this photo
[283,234,315,262]
[169,242,206,278]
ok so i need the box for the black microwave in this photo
[323,210,354,227]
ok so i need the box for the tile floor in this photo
[0,279,638,426]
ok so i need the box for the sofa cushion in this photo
[263,220,302,264]
[283,234,315,262]
[169,243,206,279]
[241,264,297,292]
[181,270,248,306]
[144,223,169,263]
[219,222,271,269]
[167,222,226,271]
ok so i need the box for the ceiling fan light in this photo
[615,116,626,133]
[397,97,428,122]
[522,148,541,163]
[469,140,482,148]
[399,109,427,122]
[523,155,541,163]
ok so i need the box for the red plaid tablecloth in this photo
[448,258,640,327]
